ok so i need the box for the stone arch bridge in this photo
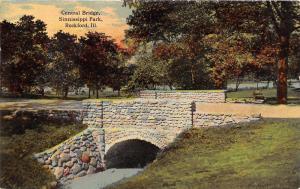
[35,98,259,183]
[85,100,193,152]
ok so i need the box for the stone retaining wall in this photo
[34,127,105,184]
[193,113,261,127]
[139,90,226,103]
[0,109,83,123]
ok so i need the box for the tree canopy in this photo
[125,1,300,103]
[1,15,49,95]
[1,2,299,103]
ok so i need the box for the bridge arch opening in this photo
[105,139,160,168]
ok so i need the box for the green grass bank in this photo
[227,88,300,104]
[0,116,87,189]
[109,119,300,189]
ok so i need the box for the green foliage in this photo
[0,116,87,189]
[0,15,49,95]
[47,31,81,98]
[2,1,299,98]
[109,119,300,189]
[226,88,300,104]
[78,32,126,97]
[108,49,133,94]
[128,41,215,90]
[128,53,166,90]
[1,16,130,98]
[126,2,216,90]
[125,1,300,95]
[126,2,179,42]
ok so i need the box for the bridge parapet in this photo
[34,98,262,185]
[83,99,193,130]
[139,90,226,103]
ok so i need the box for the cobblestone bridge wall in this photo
[83,99,193,151]
[193,113,261,127]
[34,128,105,184]
[83,99,193,130]
[139,90,226,103]
[0,109,83,123]
[32,98,261,185]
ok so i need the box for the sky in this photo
[0,0,132,45]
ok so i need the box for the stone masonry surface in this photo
[34,127,105,184]
[139,90,226,103]
[34,99,194,184]
[32,97,261,184]
[0,109,83,123]
[83,99,193,151]
[83,99,193,130]
[193,113,261,127]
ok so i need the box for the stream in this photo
[63,168,143,189]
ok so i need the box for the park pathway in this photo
[1,98,299,118]
[197,103,300,118]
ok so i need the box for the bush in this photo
[0,117,87,189]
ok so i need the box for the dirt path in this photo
[196,103,300,118]
[1,98,299,118]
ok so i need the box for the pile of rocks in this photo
[34,128,105,184]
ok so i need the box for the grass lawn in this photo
[0,117,87,189]
[109,119,300,189]
[227,88,300,104]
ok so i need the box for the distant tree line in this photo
[0,15,132,98]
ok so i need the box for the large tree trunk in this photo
[277,34,289,104]
[41,88,44,97]
[63,87,69,99]
[88,88,91,98]
[235,75,240,91]
[169,83,173,90]
[191,65,196,89]
[96,87,99,98]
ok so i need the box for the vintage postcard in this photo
[0,0,299,189]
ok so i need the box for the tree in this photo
[215,1,300,103]
[289,32,300,78]
[126,1,179,43]
[78,32,119,98]
[153,39,214,89]
[0,15,49,95]
[266,2,300,103]
[48,31,80,98]
[203,33,257,90]
[108,48,132,96]
[0,20,18,94]
[128,53,164,90]
[126,2,215,89]
[125,1,300,103]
